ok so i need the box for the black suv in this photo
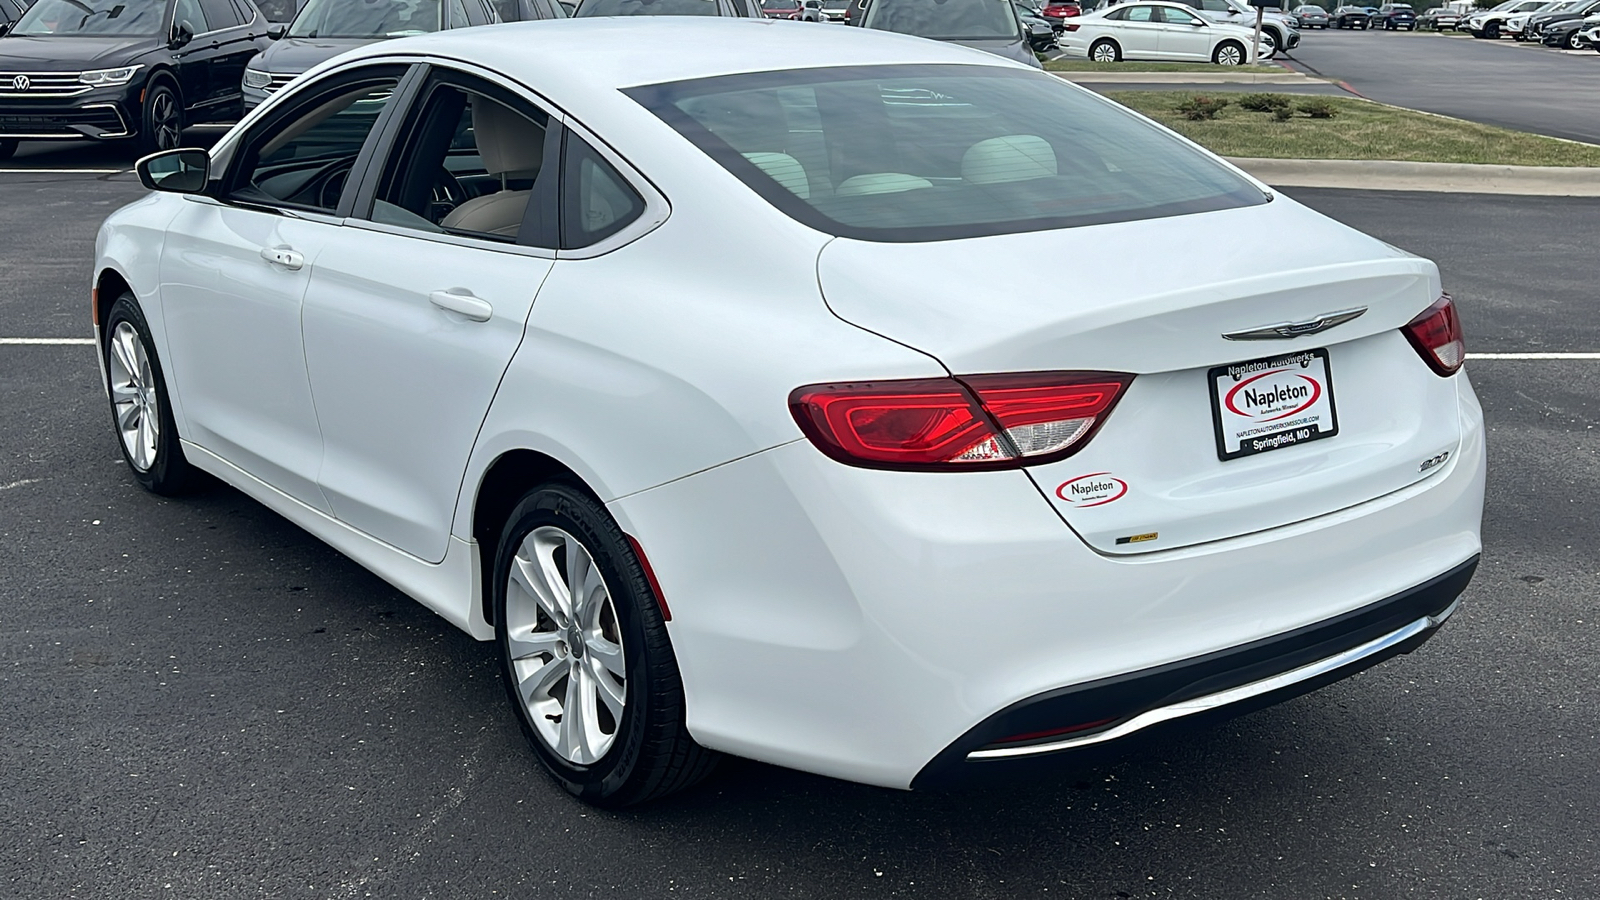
[1370,2,1415,28]
[0,0,270,159]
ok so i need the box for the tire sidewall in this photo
[139,78,182,157]
[1090,39,1119,62]
[492,484,658,802]
[104,295,188,493]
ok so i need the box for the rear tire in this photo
[493,483,718,807]
[103,294,196,496]
[1089,38,1121,62]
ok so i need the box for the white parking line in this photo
[1468,352,1600,360]
[0,337,95,345]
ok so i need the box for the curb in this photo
[1057,71,1321,84]
[1224,158,1600,196]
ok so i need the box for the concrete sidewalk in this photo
[1226,158,1600,195]
[1057,70,1324,84]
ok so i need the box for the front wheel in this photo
[104,294,195,495]
[1565,31,1583,49]
[1214,40,1246,65]
[137,80,183,157]
[494,484,718,806]
[1089,38,1121,62]
[1484,22,1499,38]
[1260,30,1279,57]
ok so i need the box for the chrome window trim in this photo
[344,218,559,260]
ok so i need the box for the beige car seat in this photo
[440,98,544,236]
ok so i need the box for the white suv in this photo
[1167,0,1301,55]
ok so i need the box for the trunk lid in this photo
[816,199,1464,553]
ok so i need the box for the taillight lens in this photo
[1403,294,1465,376]
[1064,22,1079,30]
[789,372,1132,471]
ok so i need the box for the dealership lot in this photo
[1284,27,1600,144]
[1,160,1596,898]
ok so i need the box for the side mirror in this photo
[136,148,210,194]
[266,22,287,38]
[169,21,194,49]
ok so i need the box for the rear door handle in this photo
[428,289,493,322]
[259,246,304,270]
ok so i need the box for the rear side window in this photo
[200,0,243,27]
[629,65,1266,243]
[561,134,646,249]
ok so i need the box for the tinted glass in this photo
[232,78,399,212]
[561,134,646,248]
[632,65,1266,243]
[288,0,443,36]
[575,0,720,14]
[1160,5,1201,22]
[862,0,1021,39]
[14,0,163,34]
[763,0,798,8]
[201,0,242,25]
[1123,5,1154,19]
[371,81,555,246]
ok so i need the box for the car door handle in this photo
[428,289,493,322]
[259,246,304,270]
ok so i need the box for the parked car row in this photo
[1327,3,1416,29]
[1464,0,1600,49]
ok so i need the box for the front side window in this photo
[574,0,722,15]
[630,65,1266,243]
[288,0,443,37]
[369,77,557,246]
[13,0,164,35]
[230,74,401,213]
[862,0,1022,39]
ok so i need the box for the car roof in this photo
[334,17,1028,94]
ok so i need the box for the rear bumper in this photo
[913,556,1473,787]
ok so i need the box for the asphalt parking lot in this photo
[2,159,1597,897]
[1283,28,1600,144]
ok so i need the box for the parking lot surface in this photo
[1284,28,1600,144]
[2,169,1597,898]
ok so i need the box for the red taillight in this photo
[1063,21,1079,30]
[789,372,1132,471]
[1403,294,1465,376]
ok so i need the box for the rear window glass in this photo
[628,65,1267,243]
[575,0,721,14]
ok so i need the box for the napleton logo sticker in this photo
[1055,473,1128,508]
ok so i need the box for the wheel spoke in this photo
[110,329,140,384]
[585,635,625,679]
[564,536,595,624]
[518,654,569,707]
[561,665,590,761]
[506,626,563,662]
[510,551,570,625]
[115,398,141,432]
[136,411,156,470]
[588,656,625,719]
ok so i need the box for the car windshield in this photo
[862,0,1022,40]
[631,65,1266,243]
[287,0,444,36]
[12,0,163,35]
[575,0,721,14]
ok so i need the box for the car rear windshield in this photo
[575,0,721,14]
[862,0,1021,39]
[288,0,444,37]
[628,65,1267,243]
[13,0,162,35]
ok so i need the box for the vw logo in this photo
[10,75,28,92]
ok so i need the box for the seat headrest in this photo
[742,152,809,199]
[835,173,933,197]
[473,98,544,179]
[962,135,1058,185]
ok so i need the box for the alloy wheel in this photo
[504,525,628,766]
[1091,41,1118,62]
[151,90,180,151]
[107,321,160,472]
[1216,43,1244,65]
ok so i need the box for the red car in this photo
[1042,1,1081,20]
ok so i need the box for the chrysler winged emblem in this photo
[11,75,30,92]
[1222,307,1367,341]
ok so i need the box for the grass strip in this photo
[1104,91,1600,166]
[1045,60,1284,73]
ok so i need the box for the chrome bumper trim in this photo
[968,599,1460,761]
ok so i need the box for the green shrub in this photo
[1239,93,1293,112]
[1298,97,1339,119]
[1176,95,1231,121]
[1273,106,1295,122]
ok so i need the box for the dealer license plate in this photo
[1208,348,1339,461]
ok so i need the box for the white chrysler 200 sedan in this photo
[95,18,1484,805]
